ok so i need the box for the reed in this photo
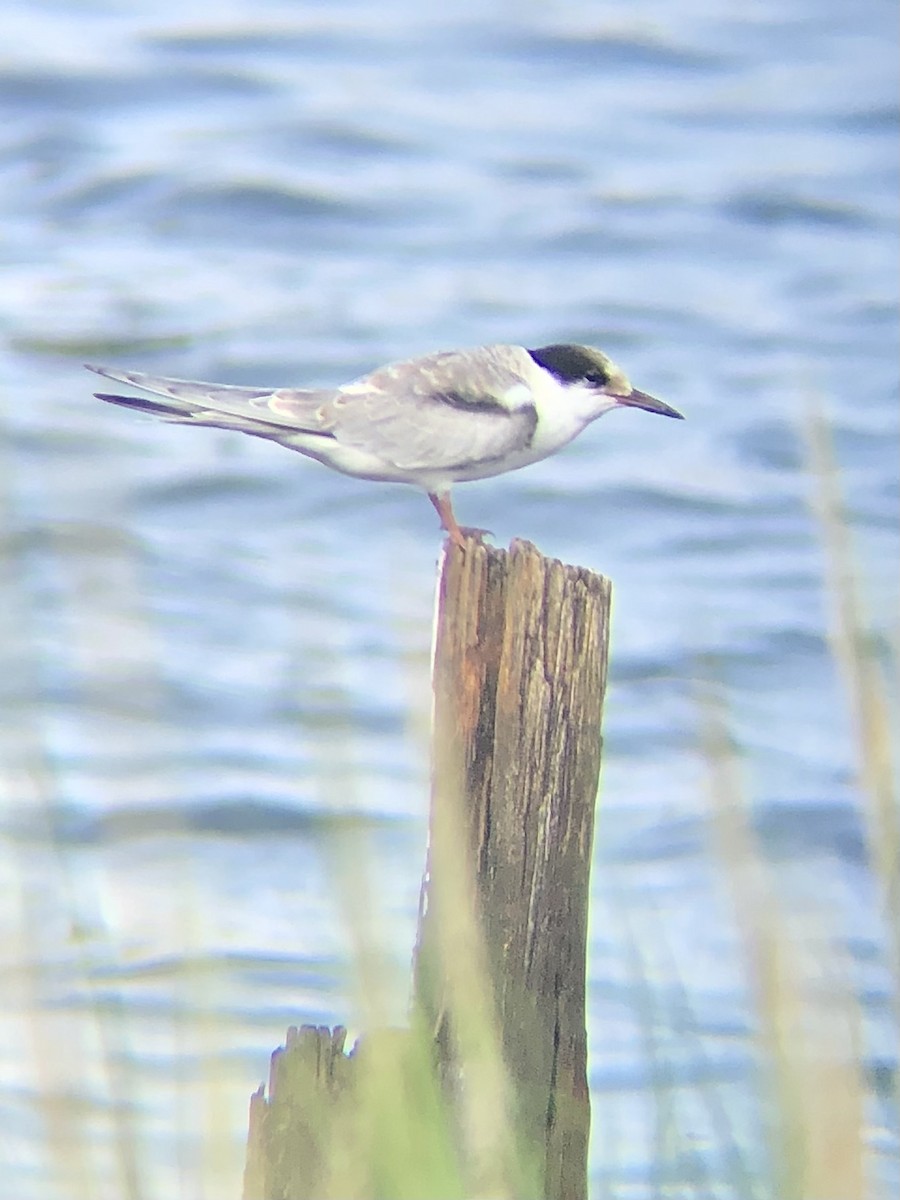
[1,408,895,1198]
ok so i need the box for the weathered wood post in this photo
[415,536,610,1200]
[243,534,611,1200]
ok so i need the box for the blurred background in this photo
[0,1,897,1196]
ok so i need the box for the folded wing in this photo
[87,345,538,472]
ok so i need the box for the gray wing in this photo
[87,345,538,470]
[86,364,336,439]
[326,346,539,470]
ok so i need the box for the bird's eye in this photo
[584,370,609,387]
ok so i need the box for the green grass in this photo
[0,405,896,1198]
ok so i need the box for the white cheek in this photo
[529,381,620,455]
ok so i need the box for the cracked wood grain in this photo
[417,534,611,1200]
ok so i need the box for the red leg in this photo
[428,492,466,549]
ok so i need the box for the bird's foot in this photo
[447,525,493,550]
[428,492,491,551]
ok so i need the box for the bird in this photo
[86,343,683,547]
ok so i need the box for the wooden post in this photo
[242,535,611,1199]
[243,1026,353,1200]
[415,536,611,1200]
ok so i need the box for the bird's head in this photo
[528,343,683,419]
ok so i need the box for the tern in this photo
[86,343,683,546]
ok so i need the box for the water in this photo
[1,0,897,1195]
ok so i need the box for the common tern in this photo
[87,343,683,547]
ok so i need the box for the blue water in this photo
[1,1,897,1195]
